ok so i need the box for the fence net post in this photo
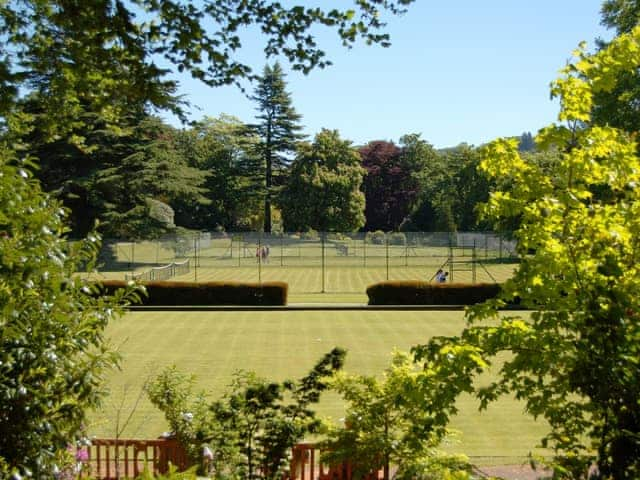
[193,235,198,282]
[363,234,367,267]
[386,233,389,281]
[321,232,326,293]
[258,234,262,284]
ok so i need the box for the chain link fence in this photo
[94,232,518,293]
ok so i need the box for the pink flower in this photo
[75,448,89,462]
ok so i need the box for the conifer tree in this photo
[251,63,305,233]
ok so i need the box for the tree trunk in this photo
[264,126,273,233]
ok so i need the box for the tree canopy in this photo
[280,129,365,232]
[414,25,640,479]
[0,0,415,143]
[592,0,640,134]
[360,137,432,231]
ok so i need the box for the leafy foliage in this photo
[0,0,415,142]
[173,115,262,231]
[361,135,436,231]
[0,145,136,477]
[405,144,491,232]
[148,348,346,479]
[592,1,640,134]
[323,351,473,480]
[414,26,640,480]
[92,116,209,239]
[280,129,365,232]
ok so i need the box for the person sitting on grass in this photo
[434,269,443,282]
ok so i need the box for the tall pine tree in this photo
[251,63,305,233]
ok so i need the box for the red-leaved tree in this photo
[360,140,423,231]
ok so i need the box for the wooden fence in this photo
[84,439,381,480]
[83,438,190,479]
[289,442,383,480]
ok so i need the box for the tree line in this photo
[23,60,542,240]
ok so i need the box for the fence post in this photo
[386,233,389,281]
[405,236,408,267]
[258,234,262,284]
[193,235,198,282]
[363,234,367,267]
[449,244,454,283]
[321,232,326,293]
[238,234,242,267]
[472,240,477,284]
[131,241,135,272]
[280,233,284,267]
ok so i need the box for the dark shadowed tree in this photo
[360,136,429,231]
[251,63,305,233]
[92,117,209,239]
[405,145,491,232]
[281,129,365,232]
[173,115,263,231]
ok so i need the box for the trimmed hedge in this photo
[99,280,288,306]
[366,281,502,305]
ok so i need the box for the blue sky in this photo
[164,1,613,149]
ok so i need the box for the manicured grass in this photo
[92,310,548,461]
[94,237,518,295]
[90,263,517,296]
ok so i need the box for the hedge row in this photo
[99,280,288,306]
[366,281,502,305]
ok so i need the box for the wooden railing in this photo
[83,438,190,479]
[84,439,381,480]
[289,442,382,480]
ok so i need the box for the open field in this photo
[92,264,517,293]
[92,309,548,462]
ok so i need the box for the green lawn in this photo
[92,309,548,461]
[94,237,518,295]
[91,263,517,296]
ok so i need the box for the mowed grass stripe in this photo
[95,263,517,295]
[93,310,547,459]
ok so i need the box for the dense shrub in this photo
[100,280,288,306]
[389,232,406,245]
[368,230,386,245]
[366,281,502,305]
[300,228,320,240]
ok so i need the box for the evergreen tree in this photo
[251,63,305,233]
[517,131,535,152]
[92,116,209,239]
